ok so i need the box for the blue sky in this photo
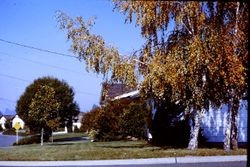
[0,0,144,114]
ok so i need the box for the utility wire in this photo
[0,51,101,79]
[0,38,76,58]
[0,73,99,96]
[0,38,100,96]
[0,97,16,104]
[0,73,30,83]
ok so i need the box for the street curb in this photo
[176,155,247,163]
[0,155,247,166]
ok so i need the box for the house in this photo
[99,82,136,105]
[0,116,7,129]
[112,89,248,144]
[12,115,25,129]
[72,112,85,132]
[0,115,15,130]
[52,112,85,134]
[201,100,247,143]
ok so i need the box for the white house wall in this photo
[201,100,248,142]
[112,89,248,143]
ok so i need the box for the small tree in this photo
[29,85,60,142]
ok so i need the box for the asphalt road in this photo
[1,161,246,167]
[88,161,247,167]
[0,133,20,147]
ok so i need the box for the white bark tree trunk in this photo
[231,98,239,150]
[230,2,240,151]
[224,98,239,151]
[224,2,241,152]
[188,110,201,150]
[224,101,232,151]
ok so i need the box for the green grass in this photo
[0,138,246,161]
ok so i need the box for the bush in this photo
[80,108,100,132]
[119,102,148,139]
[88,129,99,141]
[82,99,150,141]
[95,107,120,139]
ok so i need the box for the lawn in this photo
[0,134,246,161]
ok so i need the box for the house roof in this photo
[0,115,15,120]
[100,83,136,105]
[113,90,139,100]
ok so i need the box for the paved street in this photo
[0,155,246,167]
[82,162,247,167]
[4,162,245,167]
[0,133,20,147]
[0,162,246,167]
[26,162,246,167]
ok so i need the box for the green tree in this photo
[57,1,248,150]
[16,76,80,134]
[29,85,60,138]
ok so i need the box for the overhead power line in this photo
[0,73,99,96]
[0,51,101,79]
[0,38,76,58]
[0,97,16,104]
[0,73,30,83]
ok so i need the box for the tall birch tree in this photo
[56,1,248,150]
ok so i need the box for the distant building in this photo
[0,116,7,129]
[72,112,85,132]
[0,114,25,130]
[12,115,25,129]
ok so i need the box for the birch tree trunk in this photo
[224,100,232,151]
[224,98,239,151]
[230,2,240,151]
[231,98,239,150]
[224,2,241,152]
[188,110,201,150]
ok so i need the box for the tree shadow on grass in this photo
[48,142,75,146]
[97,143,148,149]
[53,137,89,142]
[48,137,90,146]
